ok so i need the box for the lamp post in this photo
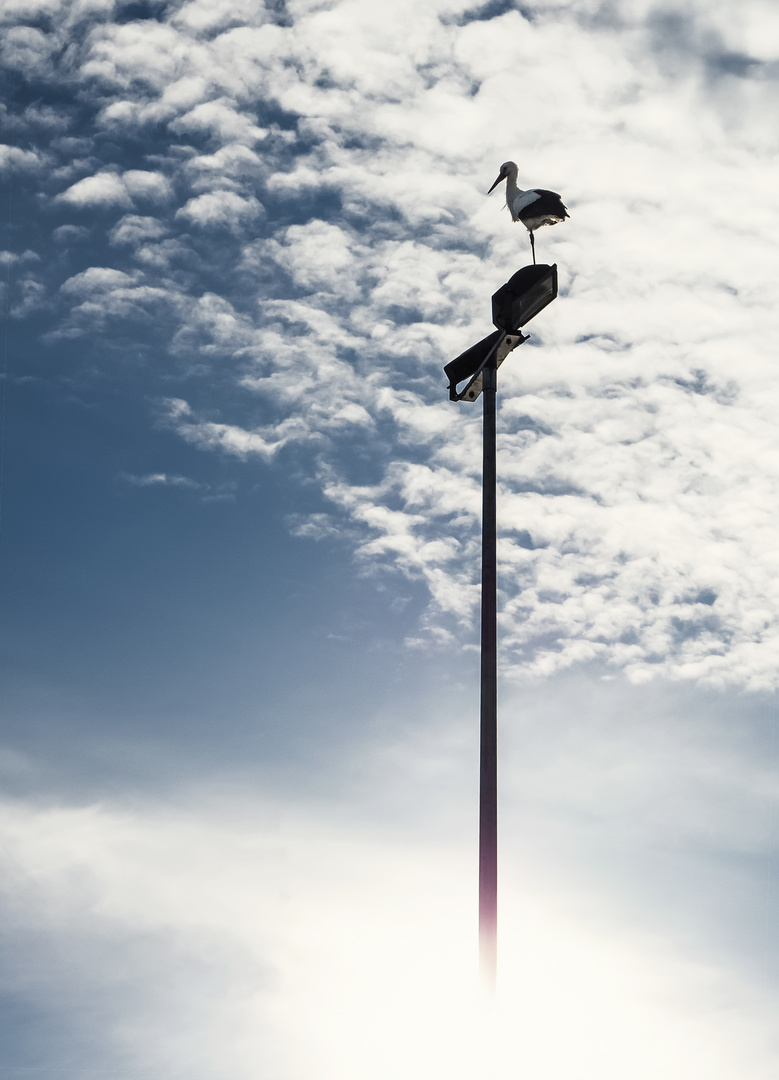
[444,263,558,994]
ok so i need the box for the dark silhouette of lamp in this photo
[445,263,558,402]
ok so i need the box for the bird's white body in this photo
[488,160,569,261]
[506,186,558,228]
[505,181,547,219]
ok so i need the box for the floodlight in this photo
[443,264,558,402]
[491,263,558,332]
[444,330,526,402]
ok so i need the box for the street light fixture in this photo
[444,263,558,994]
[492,262,559,335]
[445,263,558,402]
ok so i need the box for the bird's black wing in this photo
[530,189,569,217]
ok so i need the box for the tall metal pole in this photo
[446,266,556,993]
[479,353,498,992]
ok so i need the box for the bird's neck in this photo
[505,175,523,198]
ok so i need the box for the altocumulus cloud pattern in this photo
[3,0,779,694]
[2,3,779,1080]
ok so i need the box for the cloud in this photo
[52,224,91,244]
[171,0,279,35]
[8,0,779,689]
[0,145,44,172]
[0,248,39,266]
[81,20,196,94]
[3,9,779,1078]
[169,98,268,144]
[452,0,526,26]
[109,214,168,245]
[161,397,311,460]
[0,24,58,75]
[59,170,133,208]
[184,142,265,194]
[643,6,772,81]
[175,189,263,229]
[118,471,237,499]
[58,169,171,208]
[108,217,192,270]
[60,266,141,295]
[57,267,185,335]
[122,169,172,201]
[119,471,201,488]
[0,679,776,1079]
[10,275,47,317]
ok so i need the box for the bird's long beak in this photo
[487,173,503,194]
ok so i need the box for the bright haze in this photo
[1,0,778,1077]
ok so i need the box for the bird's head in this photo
[487,161,517,194]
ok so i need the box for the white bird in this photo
[488,161,569,264]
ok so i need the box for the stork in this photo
[488,161,569,264]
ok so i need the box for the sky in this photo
[0,0,778,1076]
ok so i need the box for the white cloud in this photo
[118,470,236,500]
[120,472,201,489]
[171,0,272,35]
[0,680,776,1079]
[0,24,57,75]
[170,98,268,144]
[184,142,265,196]
[58,169,171,208]
[57,267,185,336]
[52,224,90,244]
[0,0,61,21]
[169,292,257,355]
[11,0,779,687]
[81,21,198,94]
[162,397,311,460]
[109,214,169,246]
[175,189,263,229]
[7,5,779,1079]
[10,274,47,318]
[60,266,140,295]
[0,144,44,172]
[0,248,39,266]
[122,169,172,201]
[6,8,777,1080]
[59,170,132,207]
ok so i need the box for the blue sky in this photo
[1,0,778,1076]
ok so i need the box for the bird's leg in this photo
[530,230,536,264]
